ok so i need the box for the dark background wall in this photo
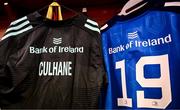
[0,0,127,38]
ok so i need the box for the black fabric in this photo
[0,12,106,109]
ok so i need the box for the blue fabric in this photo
[101,10,180,109]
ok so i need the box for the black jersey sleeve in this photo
[0,16,34,106]
[73,18,107,108]
[82,18,107,87]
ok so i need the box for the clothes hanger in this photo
[101,0,180,30]
[46,0,63,21]
[118,0,148,16]
[165,1,180,7]
[82,7,88,16]
[36,1,81,21]
[38,0,80,21]
[118,0,180,16]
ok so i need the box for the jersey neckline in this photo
[33,11,86,27]
[101,1,167,32]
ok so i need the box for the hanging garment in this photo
[0,11,106,109]
[101,2,180,109]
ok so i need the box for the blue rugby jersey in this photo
[101,3,180,109]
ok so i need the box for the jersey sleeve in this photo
[90,31,107,87]
[0,16,33,106]
[0,36,19,106]
[83,18,107,86]
[83,18,108,107]
[91,34,108,108]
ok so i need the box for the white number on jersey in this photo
[116,54,172,109]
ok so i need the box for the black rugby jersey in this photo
[0,12,106,109]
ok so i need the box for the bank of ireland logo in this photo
[53,38,62,45]
[128,31,139,39]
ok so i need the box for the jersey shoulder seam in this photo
[83,18,100,33]
[1,16,33,41]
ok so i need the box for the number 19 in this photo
[116,54,172,109]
